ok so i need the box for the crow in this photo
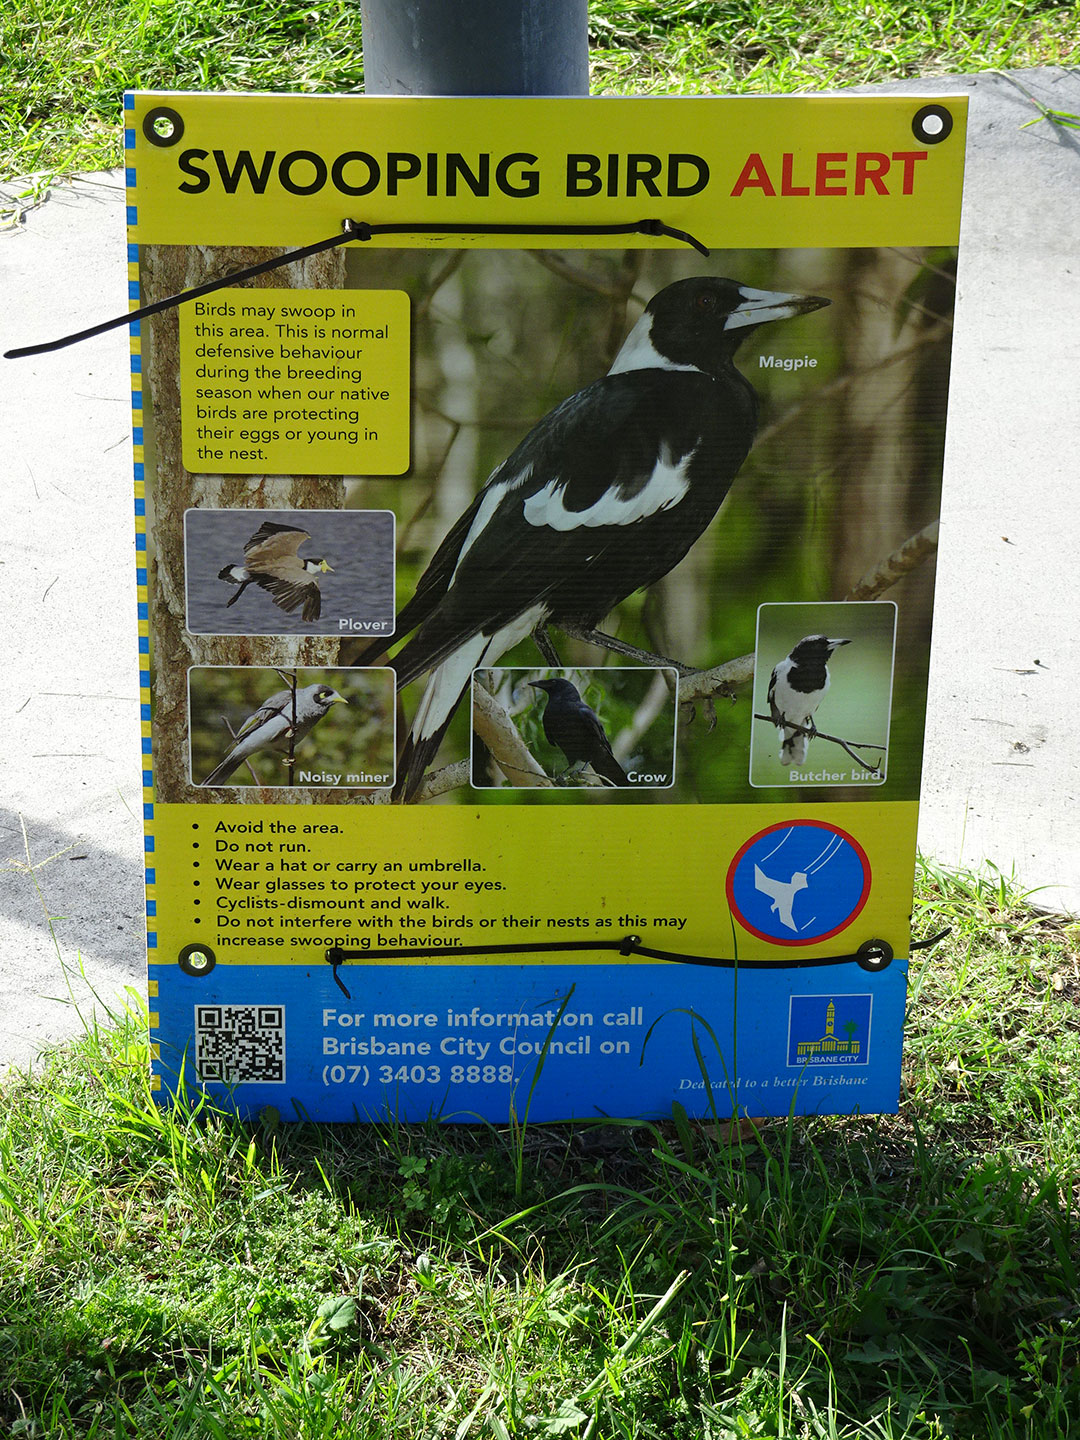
[530,677,628,787]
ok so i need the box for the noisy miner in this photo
[201,682,348,785]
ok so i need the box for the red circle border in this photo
[725,819,872,947]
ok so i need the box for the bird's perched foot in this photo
[559,624,695,676]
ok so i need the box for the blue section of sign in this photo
[729,822,869,944]
[149,960,906,1123]
[787,994,872,1067]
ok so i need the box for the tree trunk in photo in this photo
[140,245,346,803]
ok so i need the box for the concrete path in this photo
[2,69,1077,1073]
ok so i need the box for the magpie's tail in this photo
[391,643,488,802]
[393,719,457,803]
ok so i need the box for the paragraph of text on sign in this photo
[179,287,410,475]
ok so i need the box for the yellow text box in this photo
[179,287,410,474]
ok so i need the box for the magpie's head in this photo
[614,276,830,377]
[790,634,851,663]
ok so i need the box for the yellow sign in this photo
[179,287,410,474]
[127,90,967,1122]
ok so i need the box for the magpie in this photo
[768,635,851,766]
[357,274,829,801]
[201,682,347,785]
[530,677,629,787]
[218,521,332,622]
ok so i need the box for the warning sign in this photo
[126,90,966,1122]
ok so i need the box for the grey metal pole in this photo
[360,0,589,97]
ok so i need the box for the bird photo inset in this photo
[470,667,678,794]
[218,521,332,622]
[188,667,397,789]
[750,602,897,789]
[356,274,829,801]
[182,508,396,639]
[769,634,851,767]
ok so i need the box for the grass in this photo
[1,861,1077,1437]
[1,0,1078,183]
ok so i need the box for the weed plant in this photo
[0,862,1077,1437]
[2,0,1078,182]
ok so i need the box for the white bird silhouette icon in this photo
[754,865,809,931]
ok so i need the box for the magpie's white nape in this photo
[359,274,830,801]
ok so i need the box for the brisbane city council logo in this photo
[725,819,871,946]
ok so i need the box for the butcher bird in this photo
[768,634,851,767]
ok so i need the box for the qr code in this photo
[194,1005,286,1084]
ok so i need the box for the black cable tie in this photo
[342,216,710,256]
[3,225,354,359]
[4,216,709,361]
[324,932,900,974]
[330,959,352,1000]
[911,927,951,951]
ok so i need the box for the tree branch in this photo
[678,653,754,704]
[416,760,471,801]
[470,685,553,789]
[529,250,633,300]
[845,521,939,601]
[753,714,886,773]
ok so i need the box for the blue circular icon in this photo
[726,821,870,946]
